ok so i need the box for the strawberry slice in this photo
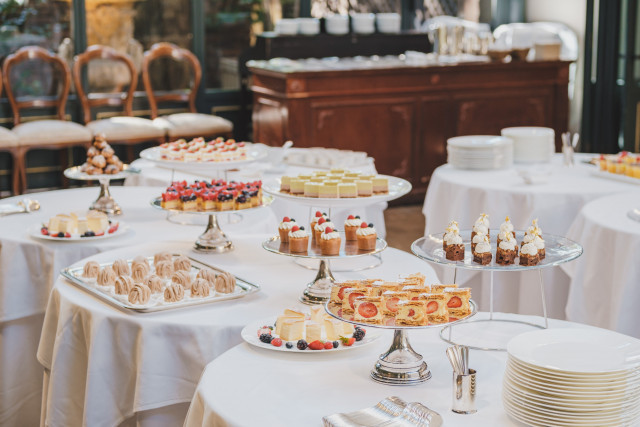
[347,214,355,220]
[315,211,322,217]
[386,297,399,312]
[337,286,351,301]
[408,309,415,317]
[348,292,364,309]
[64,232,71,238]
[291,225,300,232]
[447,296,462,308]
[357,302,378,318]
[339,336,355,346]
[308,340,324,350]
[317,217,326,225]
[426,301,438,314]
[324,226,333,234]
[95,231,105,237]
[360,222,368,228]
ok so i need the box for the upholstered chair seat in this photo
[0,127,19,147]
[153,113,232,139]
[12,120,92,146]
[87,116,165,141]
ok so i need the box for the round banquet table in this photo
[423,153,640,320]
[125,158,388,238]
[36,236,439,427]
[183,313,591,427]
[564,192,640,337]
[0,186,275,427]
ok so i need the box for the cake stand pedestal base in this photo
[370,330,431,386]
[628,208,640,223]
[90,178,122,216]
[300,259,334,304]
[194,214,234,253]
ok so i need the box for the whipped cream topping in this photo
[499,216,514,234]
[356,226,376,236]
[498,230,513,241]
[521,242,538,256]
[315,221,335,232]
[321,231,340,240]
[289,229,308,238]
[472,232,487,244]
[476,238,491,254]
[533,235,545,250]
[526,218,541,236]
[445,233,463,245]
[344,218,362,227]
[475,213,490,228]
[499,239,516,251]
[279,220,296,230]
[473,223,489,235]
[447,220,459,233]
[522,233,535,244]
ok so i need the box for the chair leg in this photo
[126,145,135,164]
[16,147,27,195]
[9,148,22,196]
[59,149,69,189]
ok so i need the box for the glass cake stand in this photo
[151,195,273,253]
[64,166,137,215]
[628,208,640,223]
[262,233,387,304]
[325,300,477,385]
[411,230,583,351]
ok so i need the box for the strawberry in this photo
[447,296,462,308]
[325,226,333,234]
[348,292,364,309]
[64,232,71,238]
[108,224,118,234]
[41,227,48,235]
[347,214,355,220]
[291,225,300,232]
[271,338,283,347]
[360,222,368,228]
[426,301,439,314]
[95,231,105,237]
[339,336,355,346]
[318,217,326,225]
[257,327,271,337]
[308,340,324,350]
[386,297,399,313]
[323,341,333,350]
[315,211,322,217]
[357,302,378,318]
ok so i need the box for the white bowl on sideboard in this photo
[376,13,401,34]
[351,13,375,34]
[326,14,349,35]
[297,18,320,35]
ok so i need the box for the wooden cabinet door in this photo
[252,96,287,145]
[415,95,454,188]
[308,97,415,181]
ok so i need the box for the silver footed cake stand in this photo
[151,195,273,253]
[325,300,477,385]
[262,233,387,304]
[411,230,583,351]
[64,166,137,216]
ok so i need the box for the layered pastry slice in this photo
[431,284,457,294]
[381,291,409,316]
[444,287,471,317]
[396,300,428,326]
[402,285,429,301]
[401,273,426,287]
[419,293,449,324]
[330,282,356,305]
[341,287,372,313]
[353,296,384,324]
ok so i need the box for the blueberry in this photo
[355,215,360,219]
[326,218,331,222]
[353,329,366,341]
[297,339,308,350]
[299,226,305,230]
[332,341,339,348]
[368,223,374,228]
[290,218,295,222]
[57,232,65,237]
[322,212,327,216]
[285,342,293,349]
[259,333,273,344]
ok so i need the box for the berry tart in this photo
[344,214,361,240]
[288,225,309,253]
[314,217,335,243]
[278,216,296,243]
[320,226,341,256]
[356,222,377,251]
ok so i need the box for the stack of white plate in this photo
[503,328,640,427]
[446,135,513,170]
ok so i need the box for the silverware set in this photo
[561,131,580,167]
[0,198,40,217]
[447,345,477,414]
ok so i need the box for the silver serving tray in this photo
[323,396,443,427]
[61,255,260,313]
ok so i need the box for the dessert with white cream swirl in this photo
[473,235,492,265]
[519,242,540,266]
[356,222,377,250]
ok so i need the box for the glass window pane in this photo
[311,0,401,17]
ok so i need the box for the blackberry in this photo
[285,342,293,349]
[368,223,374,228]
[57,232,65,238]
[297,339,308,350]
[332,341,339,348]
[259,333,273,344]
[353,328,366,341]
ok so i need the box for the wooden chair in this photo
[142,42,233,141]
[0,68,21,195]
[73,45,165,161]
[3,46,93,194]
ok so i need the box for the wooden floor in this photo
[384,204,425,253]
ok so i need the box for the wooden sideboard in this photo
[249,60,571,203]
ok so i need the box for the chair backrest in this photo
[2,46,71,126]
[493,22,579,60]
[73,45,138,124]
[142,42,201,119]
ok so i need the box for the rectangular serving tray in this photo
[61,255,260,313]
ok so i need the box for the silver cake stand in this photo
[262,233,387,304]
[628,208,640,223]
[325,300,477,385]
[64,166,137,216]
[411,230,583,351]
[151,195,273,253]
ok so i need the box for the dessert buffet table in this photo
[125,158,388,238]
[564,193,640,337]
[0,187,275,427]
[423,154,640,320]
[183,313,585,427]
[37,237,438,427]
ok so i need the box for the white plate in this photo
[64,165,135,181]
[139,145,267,173]
[262,175,412,208]
[241,316,382,353]
[507,328,640,374]
[508,355,640,380]
[590,169,640,186]
[29,222,127,242]
[447,135,512,149]
[507,358,640,386]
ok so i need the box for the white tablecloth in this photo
[183,313,586,427]
[0,186,275,427]
[564,192,640,337]
[37,237,439,427]
[125,158,388,238]
[423,154,640,320]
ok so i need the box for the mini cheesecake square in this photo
[279,318,305,341]
[381,291,409,316]
[401,285,429,301]
[319,183,339,198]
[338,183,357,198]
[444,287,471,317]
[356,180,373,197]
[431,284,457,294]
[303,182,320,198]
[280,176,291,192]
[372,176,389,193]
[396,300,428,326]
[341,287,372,313]
[418,293,449,324]
[290,178,305,195]
[353,296,383,324]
